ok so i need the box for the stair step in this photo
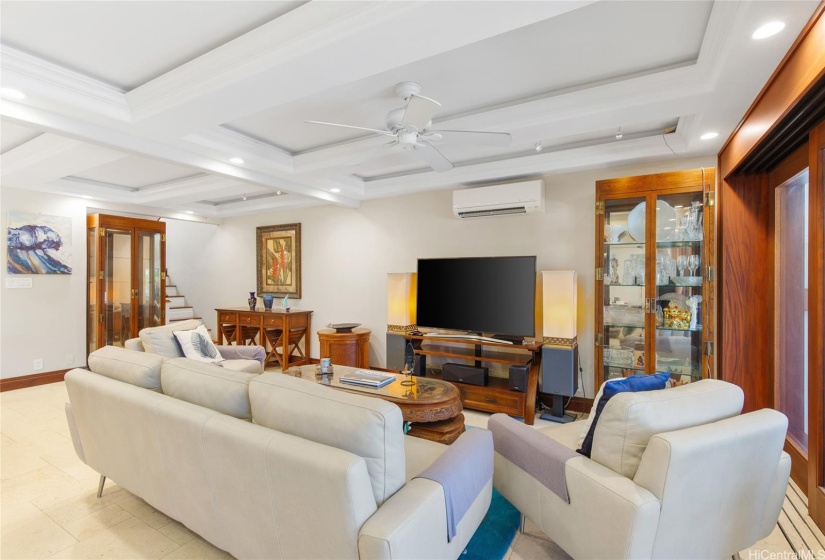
[167,307,195,321]
[169,316,202,322]
[166,286,178,296]
[166,295,185,305]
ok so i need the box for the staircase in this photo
[165,276,209,335]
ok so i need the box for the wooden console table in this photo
[216,308,313,369]
[405,334,542,425]
[318,328,370,368]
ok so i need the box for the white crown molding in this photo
[0,45,131,121]
[361,135,685,198]
[184,126,293,172]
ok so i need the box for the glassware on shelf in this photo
[605,224,627,243]
[622,259,635,285]
[635,260,645,285]
[609,256,619,284]
[688,254,700,277]
[677,255,688,277]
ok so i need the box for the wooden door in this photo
[808,120,825,529]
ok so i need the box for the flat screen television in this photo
[416,256,536,338]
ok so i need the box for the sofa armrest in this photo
[216,345,266,365]
[65,402,86,464]
[124,338,144,352]
[494,453,660,559]
[358,478,492,560]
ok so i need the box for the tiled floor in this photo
[0,381,814,560]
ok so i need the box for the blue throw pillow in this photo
[577,373,670,458]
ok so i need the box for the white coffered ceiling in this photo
[0,0,819,219]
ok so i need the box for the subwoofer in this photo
[508,364,529,392]
[442,362,488,386]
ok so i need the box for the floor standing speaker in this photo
[413,354,426,376]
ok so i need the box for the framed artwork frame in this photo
[256,223,301,298]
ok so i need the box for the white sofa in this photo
[493,379,791,559]
[124,319,264,374]
[65,347,492,559]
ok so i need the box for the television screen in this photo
[416,256,536,338]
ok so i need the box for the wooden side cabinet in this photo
[318,328,370,368]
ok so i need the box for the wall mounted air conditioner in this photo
[453,180,545,219]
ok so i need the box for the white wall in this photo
[0,156,713,388]
[1,188,89,378]
[168,155,714,399]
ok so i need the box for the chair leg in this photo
[97,474,106,498]
[519,513,526,534]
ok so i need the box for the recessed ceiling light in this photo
[753,21,785,40]
[185,211,194,214]
[615,127,623,140]
[534,141,543,152]
[330,188,341,193]
[276,190,283,195]
[700,132,719,140]
[229,157,244,164]
[0,88,26,100]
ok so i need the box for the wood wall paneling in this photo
[719,173,774,412]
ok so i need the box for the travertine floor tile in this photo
[1,465,84,506]
[508,531,572,560]
[62,504,133,541]
[40,446,99,482]
[118,495,174,529]
[0,500,78,559]
[47,516,179,559]
[1,440,50,480]
[29,484,122,526]
[161,536,232,559]
[157,520,197,546]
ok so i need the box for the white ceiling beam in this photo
[213,195,326,218]
[0,133,128,188]
[125,1,596,136]
[1,101,360,207]
[135,175,244,205]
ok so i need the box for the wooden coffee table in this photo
[285,365,464,445]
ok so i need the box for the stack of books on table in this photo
[339,370,396,388]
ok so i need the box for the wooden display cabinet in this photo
[595,168,716,393]
[405,334,542,424]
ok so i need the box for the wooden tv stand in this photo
[404,334,542,425]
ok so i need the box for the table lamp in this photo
[540,270,579,423]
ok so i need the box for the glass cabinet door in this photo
[137,231,163,331]
[601,196,649,382]
[104,228,133,347]
[654,191,706,386]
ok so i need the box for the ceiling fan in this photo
[306,82,512,172]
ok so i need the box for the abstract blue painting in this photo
[7,212,72,274]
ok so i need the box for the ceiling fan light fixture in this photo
[535,141,543,152]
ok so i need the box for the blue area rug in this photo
[462,489,521,560]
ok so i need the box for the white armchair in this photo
[492,380,791,559]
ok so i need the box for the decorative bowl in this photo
[604,224,627,243]
[627,200,678,242]
[327,322,361,332]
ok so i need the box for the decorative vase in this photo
[248,291,257,311]
[262,294,274,311]
[282,294,290,311]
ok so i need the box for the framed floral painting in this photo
[256,223,301,298]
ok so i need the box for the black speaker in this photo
[508,364,529,392]
[413,354,426,376]
[442,362,488,386]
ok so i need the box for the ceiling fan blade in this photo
[431,129,512,147]
[305,120,393,136]
[348,140,398,166]
[415,142,453,173]
[401,94,441,132]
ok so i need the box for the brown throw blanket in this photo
[488,413,578,503]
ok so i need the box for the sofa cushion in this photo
[87,346,164,391]
[139,319,203,358]
[173,325,224,365]
[161,358,256,420]
[578,373,670,458]
[249,373,405,506]
[222,359,263,374]
[591,379,744,478]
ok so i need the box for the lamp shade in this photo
[387,273,416,330]
[542,271,577,341]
